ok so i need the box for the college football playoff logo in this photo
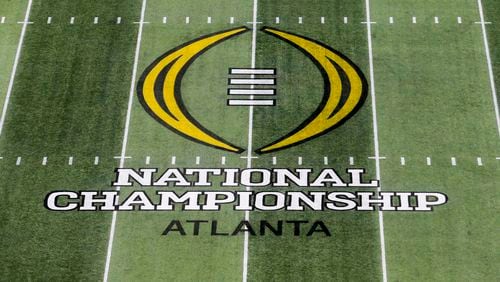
[137,27,367,154]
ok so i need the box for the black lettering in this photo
[259,220,283,236]
[162,220,186,235]
[231,220,256,236]
[186,220,208,236]
[286,220,308,236]
[211,220,229,236]
[306,221,331,236]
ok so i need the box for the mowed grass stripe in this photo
[0,0,32,136]
[0,0,141,280]
[483,0,500,136]
[0,1,27,122]
[106,0,253,281]
[476,0,500,136]
[103,0,147,281]
[248,0,381,281]
[372,0,499,280]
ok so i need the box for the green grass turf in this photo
[0,0,498,281]
[0,0,141,280]
[248,0,381,281]
[106,0,383,280]
[371,0,500,280]
[106,1,252,281]
[484,0,500,122]
[0,0,26,109]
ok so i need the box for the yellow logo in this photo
[137,27,367,154]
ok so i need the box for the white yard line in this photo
[477,157,483,166]
[364,1,388,282]
[477,0,500,138]
[0,0,33,137]
[242,2,258,281]
[102,0,147,281]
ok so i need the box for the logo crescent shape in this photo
[255,27,368,154]
[137,27,249,153]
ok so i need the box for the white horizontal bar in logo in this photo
[228,89,275,95]
[229,78,275,85]
[230,68,275,75]
[228,99,275,106]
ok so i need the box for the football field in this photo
[0,0,498,281]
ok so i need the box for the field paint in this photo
[0,0,32,137]
[434,17,439,24]
[272,156,277,165]
[47,17,52,24]
[68,156,74,166]
[242,1,259,281]
[70,17,75,24]
[298,156,303,165]
[344,17,348,24]
[323,156,328,165]
[207,16,212,24]
[229,78,274,85]
[426,157,432,166]
[94,17,99,24]
[16,157,21,166]
[349,156,354,165]
[457,17,462,24]
[242,1,259,280]
[298,17,303,24]
[369,156,386,160]
[162,16,167,24]
[412,16,417,24]
[116,17,122,24]
[477,157,483,166]
[145,156,150,165]
[42,157,47,166]
[365,1,388,281]
[230,68,275,75]
[171,156,176,165]
[228,99,274,106]
[185,16,190,24]
[389,17,394,24]
[229,88,275,94]
[275,17,280,24]
[321,17,325,24]
[103,0,147,281]
[1,17,5,24]
[114,156,131,159]
[451,157,456,166]
[94,156,99,165]
[221,156,226,165]
[400,157,405,166]
[195,156,200,165]
[230,17,234,24]
[477,0,500,138]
